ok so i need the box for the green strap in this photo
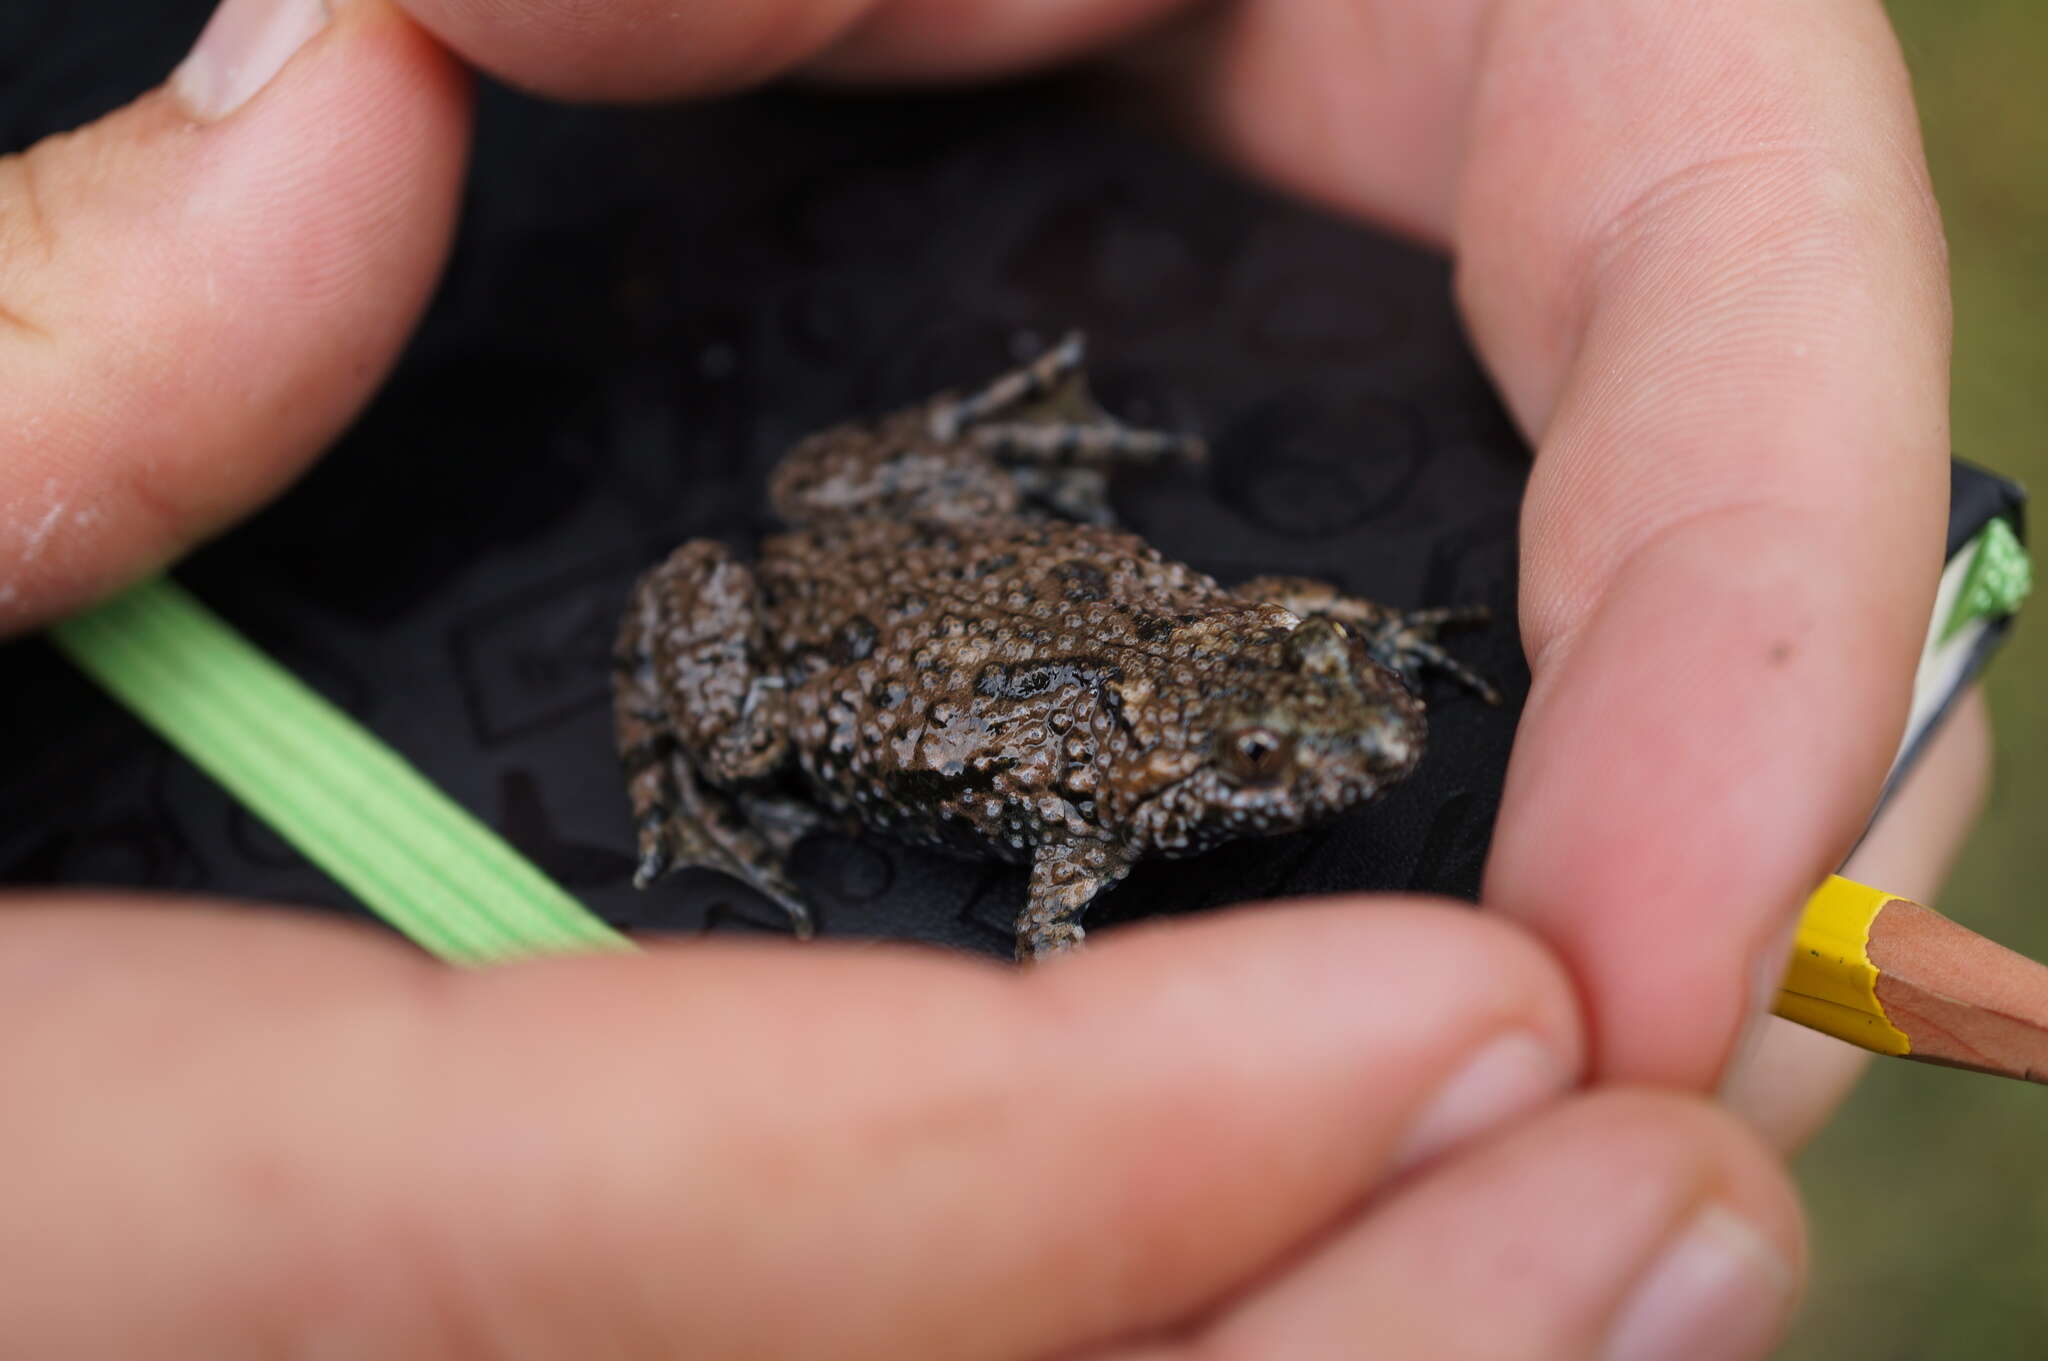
[48,578,635,966]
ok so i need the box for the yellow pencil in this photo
[1776,876,2048,1083]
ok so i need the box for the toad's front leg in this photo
[1237,575,1501,705]
[1018,840,1134,961]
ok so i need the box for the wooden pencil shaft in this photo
[1867,898,2048,1085]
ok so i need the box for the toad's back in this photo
[751,517,1295,855]
[754,517,1264,660]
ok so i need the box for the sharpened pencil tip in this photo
[1869,897,2048,1085]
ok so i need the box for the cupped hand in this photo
[1,750,1983,1354]
[0,0,1983,1353]
[0,0,1961,1086]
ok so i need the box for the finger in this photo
[0,0,468,633]
[1721,686,1992,1151]
[1116,1091,1803,1361]
[391,0,1193,100]
[1151,0,1951,1086]
[1468,0,1949,1089]
[0,895,1579,1358]
[809,0,1190,83]
[1838,687,1994,946]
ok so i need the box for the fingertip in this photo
[1718,685,1992,1150]
[1,0,470,630]
[805,0,1190,84]
[392,0,1194,97]
[1545,1091,1811,1296]
[394,0,875,100]
[1183,1088,1804,1361]
[1487,513,1919,1089]
[1063,896,1587,1083]
[1561,1093,1806,1361]
[1571,1090,1808,1280]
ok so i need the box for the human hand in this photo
[3,894,1820,1358]
[0,0,1971,1099]
[0,0,1986,1352]
[1,737,1987,1356]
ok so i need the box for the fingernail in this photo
[173,0,334,122]
[1601,1204,1795,1361]
[1720,910,1803,1095]
[1388,1030,1571,1174]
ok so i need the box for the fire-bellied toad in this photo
[614,334,1494,958]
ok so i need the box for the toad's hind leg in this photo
[969,416,1203,467]
[774,334,1200,527]
[945,334,1203,524]
[928,331,1088,440]
[614,543,815,936]
[945,333,1204,468]
[633,751,816,937]
[1238,576,1502,705]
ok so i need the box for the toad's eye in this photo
[1220,726,1294,786]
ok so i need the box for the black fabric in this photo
[1950,458,2027,558]
[1877,457,2031,808]
[0,8,2020,957]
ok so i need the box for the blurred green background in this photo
[1789,6,2047,1357]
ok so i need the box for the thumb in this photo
[0,0,468,633]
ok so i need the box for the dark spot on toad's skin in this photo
[615,335,1470,960]
[881,757,1017,810]
[1056,560,1109,602]
[909,526,962,554]
[1768,640,1794,666]
[1133,613,1175,643]
[975,657,1124,701]
[970,553,1019,579]
[833,616,879,664]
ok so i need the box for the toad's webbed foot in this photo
[1018,841,1133,961]
[626,749,816,937]
[1364,605,1501,706]
[1237,576,1501,705]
